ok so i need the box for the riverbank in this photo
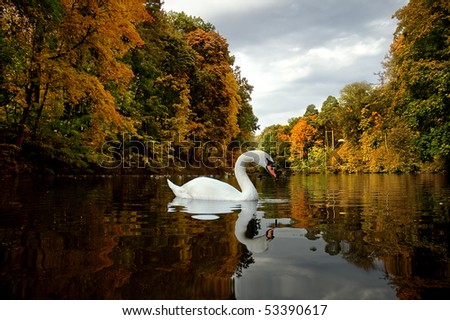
[1,143,447,177]
[0,143,230,177]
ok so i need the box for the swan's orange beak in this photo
[266,164,277,179]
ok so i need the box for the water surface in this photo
[1,174,449,299]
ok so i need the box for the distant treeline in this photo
[0,0,449,175]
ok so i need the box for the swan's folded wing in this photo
[181,177,242,200]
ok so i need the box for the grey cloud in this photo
[164,0,408,130]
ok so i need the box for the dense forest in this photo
[0,0,258,174]
[0,0,449,175]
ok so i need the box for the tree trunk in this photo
[16,75,40,148]
[32,80,50,137]
[15,108,29,148]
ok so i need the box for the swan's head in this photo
[243,150,277,178]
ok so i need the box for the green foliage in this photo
[258,124,291,170]
[338,82,373,144]
[389,0,450,165]
[234,66,259,141]
[304,104,319,117]
[289,146,327,173]
[317,96,339,128]
[167,11,215,34]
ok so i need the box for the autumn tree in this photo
[1,0,151,168]
[186,29,241,144]
[389,0,450,166]
[127,11,258,168]
[290,116,321,159]
[1,3,257,173]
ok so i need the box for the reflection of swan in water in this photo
[235,201,286,253]
[167,197,241,220]
[166,150,276,201]
[235,201,302,253]
[168,198,299,252]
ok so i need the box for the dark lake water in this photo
[1,173,450,299]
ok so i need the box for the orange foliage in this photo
[289,116,319,159]
[186,29,241,143]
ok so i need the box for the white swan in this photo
[166,150,276,201]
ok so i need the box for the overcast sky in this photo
[163,0,409,131]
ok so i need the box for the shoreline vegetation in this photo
[1,1,449,176]
[0,140,446,177]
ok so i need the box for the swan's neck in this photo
[235,156,258,200]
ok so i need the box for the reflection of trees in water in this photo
[0,179,128,299]
[0,177,244,299]
[319,213,379,271]
[288,173,450,298]
[385,247,450,299]
[234,244,255,278]
[305,227,321,240]
[324,240,340,256]
[311,204,450,298]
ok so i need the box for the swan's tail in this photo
[167,179,186,198]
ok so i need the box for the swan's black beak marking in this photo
[265,158,277,179]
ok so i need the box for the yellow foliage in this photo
[40,1,152,147]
